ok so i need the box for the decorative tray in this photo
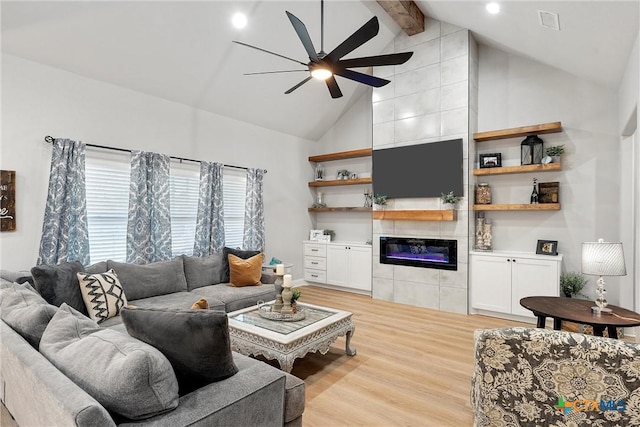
[258,305,306,322]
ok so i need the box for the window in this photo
[85,152,131,264]
[85,150,248,263]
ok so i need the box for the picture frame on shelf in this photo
[316,235,331,242]
[536,240,558,256]
[479,153,502,168]
[538,182,560,203]
[309,229,324,241]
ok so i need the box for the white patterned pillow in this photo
[77,270,128,323]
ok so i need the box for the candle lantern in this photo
[521,135,544,165]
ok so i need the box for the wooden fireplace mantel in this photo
[372,210,456,221]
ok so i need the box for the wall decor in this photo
[1,170,16,232]
[538,182,560,203]
[479,153,502,168]
[536,240,558,256]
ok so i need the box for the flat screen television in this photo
[372,139,463,199]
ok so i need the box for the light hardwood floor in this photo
[291,285,530,427]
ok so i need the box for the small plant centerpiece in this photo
[440,191,462,209]
[560,271,587,298]
[373,194,388,209]
[290,289,302,313]
[337,169,351,180]
[545,145,565,163]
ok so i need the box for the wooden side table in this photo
[520,296,640,339]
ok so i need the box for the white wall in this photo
[0,54,313,278]
[478,45,623,303]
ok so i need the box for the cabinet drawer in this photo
[304,256,326,270]
[304,244,326,257]
[304,269,326,283]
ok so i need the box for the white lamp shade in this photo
[581,240,626,276]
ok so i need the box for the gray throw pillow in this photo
[40,304,179,420]
[107,257,188,300]
[121,307,238,395]
[31,261,88,315]
[182,253,224,290]
[222,247,261,283]
[0,282,58,348]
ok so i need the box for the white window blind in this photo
[170,164,199,257]
[223,169,246,249]
[85,153,130,264]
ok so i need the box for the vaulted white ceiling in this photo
[2,1,638,141]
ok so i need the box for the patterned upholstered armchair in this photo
[471,327,640,426]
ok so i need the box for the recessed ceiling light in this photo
[232,12,247,29]
[486,3,500,14]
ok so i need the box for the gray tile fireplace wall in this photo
[371,18,478,314]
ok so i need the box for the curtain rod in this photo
[43,136,266,173]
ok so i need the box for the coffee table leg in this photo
[279,358,294,374]
[346,327,357,356]
[536,315,547,329]
[553,318,562,331]
[607,326,618,339]
[592,326,605,337]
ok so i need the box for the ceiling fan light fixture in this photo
[311,67,333,80]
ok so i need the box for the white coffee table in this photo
[227,301,356,373]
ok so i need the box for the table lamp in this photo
[581,239,626,313]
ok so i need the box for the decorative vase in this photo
[551,155,561,163]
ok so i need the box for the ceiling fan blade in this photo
[334,68,390,88]
[286,11,319,61]
[327,16,379,62]
[233,41,308,66]
[285,76,313,94]
[326,76,343,98]
[244,70,308,76]
[338,52,414,68]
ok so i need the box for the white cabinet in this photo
[471,251,562,319]
[303,241,372,292]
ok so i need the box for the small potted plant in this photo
[545,145,565,163]
[291,289,301,313]
[337,169,351,180]
[440,191,462,209]
[560,271,587,298]
[373,194,388,210]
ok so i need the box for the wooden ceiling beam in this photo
[376,1,425,36]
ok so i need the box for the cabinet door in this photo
[511,257,559,317]
[326,245,349,286]
[346,246,372,291]
[471,255,512,313]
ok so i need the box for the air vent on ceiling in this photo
[538,10,560,31]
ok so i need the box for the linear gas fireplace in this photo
[380,237,457,271]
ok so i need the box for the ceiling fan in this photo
[233,1,413,99]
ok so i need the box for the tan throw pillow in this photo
[228,253,264,287]
[191,298,209,310]
[77,269,128,323]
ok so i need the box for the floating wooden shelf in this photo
[473,204,561,211]
[308,207,372,213]
[372,210,456,221]
[473,163,562,176]
[308,178,372,187]
[474,122,562,142]
[309,148,372,162]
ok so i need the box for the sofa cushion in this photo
[108,257,188,300]
[84,261,108,274]
[228,253,264,287]
[129,291,225,311]
[31,261,88,315]
[0,282,58,348]
[40,304,179,420]
[121,307,238,394]
[182,253,225,290]
[190,284,276,313]
[77,269,128,324]
[222,247,261,283]
[0,269,34,284]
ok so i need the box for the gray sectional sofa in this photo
[0,253,305,427]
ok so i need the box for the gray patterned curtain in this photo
[126,151,172,264]
[193,162,225,256]
[37,139,90,266]
[242,168,265,251]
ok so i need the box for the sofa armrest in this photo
[119,353,287,427]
